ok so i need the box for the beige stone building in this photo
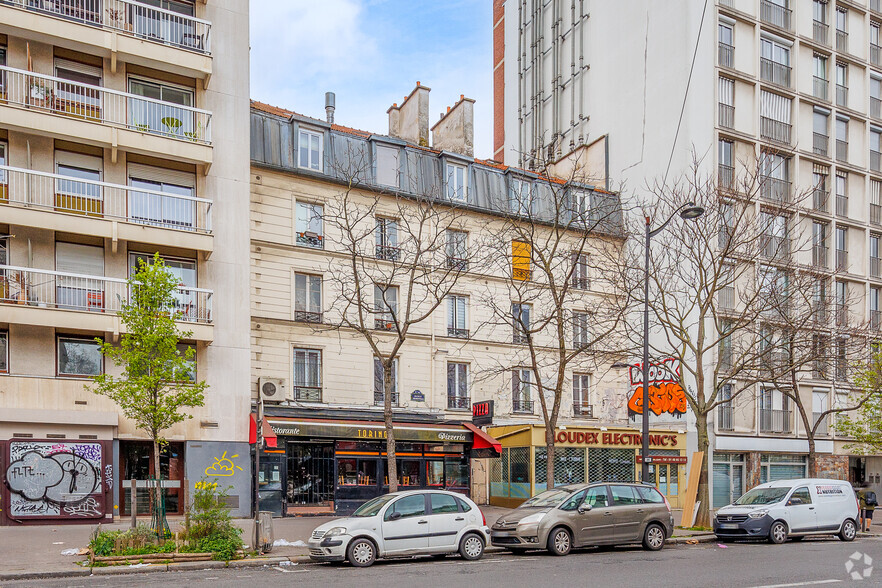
[0,0,252,523]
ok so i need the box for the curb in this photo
[667,534,717,545]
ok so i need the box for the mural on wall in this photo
[627,359,688,419]
[4,441,107,520]
[204,451,243,477]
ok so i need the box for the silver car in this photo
[491,483,674,555]
[308,490,491,567]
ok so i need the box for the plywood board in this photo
[680,451,704,528]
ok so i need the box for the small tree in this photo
[835,349,882,453]
[91,254,207,531]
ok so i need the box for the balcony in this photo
[836,194,848,217]
[874,45,882,68]
[760,58,791,87]
[760,176,791,204]
[874,98,882,121]
[836,249,848,272]
[813,76,828,101]
[813,132,828,156]
[718,42,734,68]
[761,234,790,260]
[0,165,212,250]
[718,163,734,190]
[292,386,322,402]
[719,285,735,310]
[813,189,829,212]
[293,310,322,324]
[373,392,399,407]
[836,84,848,108]
[872,203,882,226]
[0,0,211,79]
[718,404,734,431]
[447,396,470,410]
[872,256,881,278]
[446,256,469,271]
[813,245,828,268]
[512,399,534,414]
[0,66,212,164]
[836,30,848,53]
[573,402,594,418]
[375,245,400,261]
[447,327,469,338]
[760,117,791,145]
[873,150,882,173]
[835,303,849,326]
[0,264,212,338]
[813,412,829,436]
[814,20,829,45]
[760,351,789,375]
[836,139,848,163]
[374,317,397,331]
[759,408,792,434]
[872,310,882,330]
[719,103,734,129]
[760,0,791,30]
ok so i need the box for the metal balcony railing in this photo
[0,65,211,144]
[836,358,848,381]
[836,30,848,53]
[813,245,828,268]
[718,404,734,431]
[0,265,212,322]
[760,176,791,204]
[873,97,882,121]
[813,357,829,379]
[759,408,792,434]
[446,256,469,271]
[293,310,322,324]
[374,316,397,331]
[813,189,829,212]
[719,285,735,309]
[375,245,400,261]
[873,45,882,68]
[760,58,791,87]
[873,150,882,173]
[573,402,594,418]
[512,330,529,345]
[0,165,211,233]
[719,103,734,129]
[296,231,323,249]
[373,392,399,407]
[813,412,829,436]
[836,139,848,162]
[293,386,322,402]
[814,20,829,45]
[836,194,848,217]
[718,163,734,190]
[447,395,470,410]
[3,0,211,53]
[836,249,848,271]
[760,117,791,145]
[719,42,734,68]
[512,399,534,413]
[872,256,882,278]
[762,234,790,260]
[447,327,469,338]
[835,303,849,326]
[813,76,828,101]
[836,84,848,108]
[872,310,882,330]
[813,132,828,156]
[761,0,791,30]
[872,203,882,226]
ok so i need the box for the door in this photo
[427,493,467,549]
[608,485,645,542]
[787,486,818,533]
[575,485,616,545]
[286,443,334,509]
[381,494,429,553]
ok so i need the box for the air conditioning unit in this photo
[258,377,286,404]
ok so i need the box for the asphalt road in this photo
[4,537,882,588]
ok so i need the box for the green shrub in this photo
[180,479,243,560]
[89,524,173,556]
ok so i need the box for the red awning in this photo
[463,422,501,453]
[249,414,278,448]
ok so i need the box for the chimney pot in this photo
[416,81,421,86]
[447,106,451,113]
[325,91,336,124]
[460,94,464,100]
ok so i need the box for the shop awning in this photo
[463,422,501,454]
[249,414,278,448]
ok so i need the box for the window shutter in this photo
[56,243,104,276]
[127,163,196,188]
[719,77,734,106]
[512,240,531,280]
[760,91,791,124]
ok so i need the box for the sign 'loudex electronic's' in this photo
[268,420,472,443]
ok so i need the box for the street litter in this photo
[128,563,151,568]
[279,560,297,566]
[717,544,728,548]
[60,548,79,556]
[273,539,306,547]
[52,542,64,545]
[685,538,699,544]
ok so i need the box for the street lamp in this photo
[640,202,704,484]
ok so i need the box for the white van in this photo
[713,478,859,543]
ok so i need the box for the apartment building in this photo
[0,0,251,524]
[494,0,882,509]
[247,86,684,515]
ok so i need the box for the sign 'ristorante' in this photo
[555,430,679,447]
[267,420,471,444]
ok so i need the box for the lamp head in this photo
[679,202,704,220]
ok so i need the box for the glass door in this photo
[286,443,335,508]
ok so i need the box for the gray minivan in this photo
[490,482,674,556]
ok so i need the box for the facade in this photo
[0,0,252,524]
[494,0,882,509]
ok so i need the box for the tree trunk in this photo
[384,362,398,493]
[807,436,817,477]
[694,412,711,528]
[152,437,161,521]
[545,427,556,490]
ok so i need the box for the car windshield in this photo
[520,489,574,508]
[352,494,396,517]
[735,487,790,505]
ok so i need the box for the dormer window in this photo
[299,129,323,172]
[446,162,467,201]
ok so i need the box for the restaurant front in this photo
[487,425,687,509]
[256,409,499,516]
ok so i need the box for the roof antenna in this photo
[325,92,336,124]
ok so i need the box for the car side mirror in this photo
[578,503,592,513]
[388,511,402,521]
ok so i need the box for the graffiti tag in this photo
[63,497,102,517]
[204,451,243,477]
[627,359,688,418]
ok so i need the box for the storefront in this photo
[487,425,686,509]
[256,410,499,516]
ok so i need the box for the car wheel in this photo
[459,533,485,561]
[769,521,788,544]
[839,519,857,542]
[347,538,376,567]
[547,527,572,556]
[642,523,666,551]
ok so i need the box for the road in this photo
[4,537,881,588]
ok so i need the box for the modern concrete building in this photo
[0,0,252,523]
[494,0,882,508]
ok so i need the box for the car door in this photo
[575,485,617,546]
[381,494,430,554]
[786,486,818,533]
[427,493,467,549]
[608,485,644,543]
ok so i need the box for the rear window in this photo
[636,486,665,504]
[456,497,472,512]
[430,493,460,514]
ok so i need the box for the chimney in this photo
[387,82,431,146]
[431,94,475,157]
[325,92,336,124]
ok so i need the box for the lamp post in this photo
[641,202,704,484]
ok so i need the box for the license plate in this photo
[719,523,738,529]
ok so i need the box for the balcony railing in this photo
[375,245,400,261]
[3,0,211,54]
[512,330,529,345]
[373,392,399,407]
[836,29,848,53]
[447,327,469,338]
[760,58,791,87]
[872,256,881,278]
[374,317,397,331]
[814,20,829,45]
[512,399,534,413]
[813,302,829,325]
[813,132,828,156]
[872,310,882,330]
[813,245,828,268]
[573,402,594,418]
[718,404,734,431]
[813,189,829,212]
[761,0,791,30]
[759,408,792,434]
[835,303,849,326]
[719,285,735,309]
[447,396,470,410]
[0,265,211,322]
[760,176,791,204]
[0,165,211,233]
[813,357,829,379]
[836,139,848,162]
[836,249,848,271]
[292,386,322,402]
[872,203,882,226]
[873,97,882,121]
[836,194,848,217]
[873,150,882,173]
[0,66,212,144]
[718,163,734,190]
[873,45,882,68]
[813,76,828,101]
[761,235,789,260]
[836,84,848,108]
[760,117,791,145]
[296,231,323,249]
[446,256,469,271]
[293,310,322,324]
[813,412,829,436]
[719,42,734,68]
[719,103,734,129]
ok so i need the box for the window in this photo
[512,303,531,344]
[128,78,195,137]
[813,0,827,25]
[293,273,322,323]
[760,151,790,202]
[299,129,323,171]
[719,77,734,129]
[446,162,467,201]
[872,77,882,118]
[760,212,788,259]
[835,7,847,35]
[54,58,102,114]
[571,253,590,290]
[835,118,848,162]
[509,177,533,215]
[718,383,733,430]
[293,348,322,401]
[55,152,102,215]
[609,485,640,506]
[873,128,882,172]
[385,494,425,520]
[430,493,460,514]
[338,458,377,486]
[718,139,734,188]
[512,368,532,412]
[447,295,468,337]
[446,229,468,270]
[572,311,591,348]
[57,336,103,377]
[760,454,807,484]
[835,62,848,106]
[760,90,792,144]
[583,485,609,508]
[375,217,399,260]
[0,45,5,96]
[759,387,791,433]
[0,331,7,373]
[447,362,469,409]
[760,37,791,86]
[719,22,734,68]
[57,243,105,311]
[813,109,828,155]
[571,190,590,224]
[175,342,196,382]
[836,336,848,380]
[374,357,398,404]
[813,54,827,82]
[128,164,197,229]
[376,144,400,188]
[573,373,591,417]
[713,453,745,508]
[374,284,398,330]
[129,252,198,319]
[0,141,6,195]
[295,202,323,248]
[512,240,531,280]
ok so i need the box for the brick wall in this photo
[493,0,505,161]
[814,454,849,480]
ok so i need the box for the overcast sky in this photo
[250,0,493,158]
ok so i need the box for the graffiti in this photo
[73,444,102,463]
[10,496,60,517]
[204,451,243,477]
[627,359,688,418]
[105,464,114,491]
[63,497,102,517]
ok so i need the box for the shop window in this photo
[57,335,103,377]
[713,452,745,508]
[120,441,184,516]
[430,493,460,514]
[426,460,444,486]
[444,455,469,488]
[338,458,377,486]
[384,493,426,520]
[535,446,586,492]
[760,453,807,483]
[386,459,420,487]
[588,448,635,483]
